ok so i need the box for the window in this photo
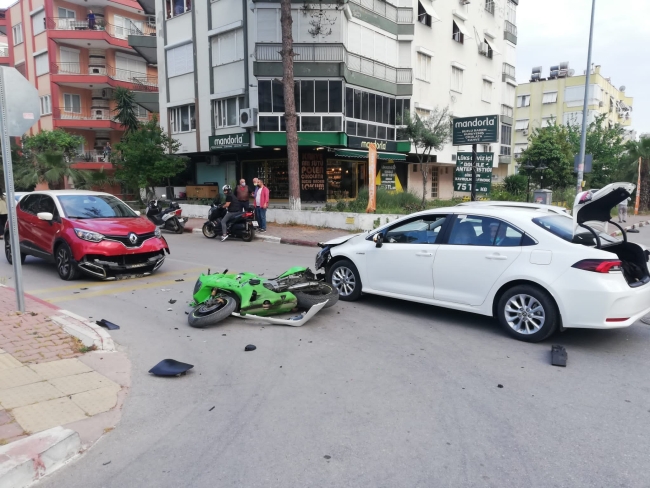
[383,215,447,245]
[516,95,530,107]
[37,196,59,218]
[542,92,558,104]
[431,167,439,198]
[482,80,492,103]
[166,43,194,77]
[415,108,431,119]
[34,53,49,76]
[32,10,45,35]
[115,53,146,80]
[214,97,243,128]
[19,195,41,214]
[501,105,513,118]
[448,216,524,247]
[258,79,342,114]
[417,52,431,82]
[12,24,23,45]
[58,7,75,19]
[40,95,51,115]
[417,1,431,27]
[503,83,516,106]
[514,119,529,131]
[505,0,516,24]
[542,117,555,127]
[166,0,191,18]
[451,66,463,93]
[170,104,196,133]
[63,94,81,113]
[212,29,244,66]
[58,195,138,219]
[500,124,511,155]
[485,0,495,14]
[134,105,149,119]
[452,21,464,44]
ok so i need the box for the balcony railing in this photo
[50,62,158,91]
[502,62,516,82]
[255,43,412,84]
[0,47,7,57]
[504,20,517,44]
[53,107,115,121]
[77,150,109,163]
[46,17,156,40]
[348,0,413,24]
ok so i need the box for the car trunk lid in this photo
[573,182,635,235]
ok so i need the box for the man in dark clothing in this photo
[221,185,242,241]
[235,179,250,210]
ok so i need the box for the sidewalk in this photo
[608,213,650,236]
[0,286,128,487]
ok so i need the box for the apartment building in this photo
[153,0,518,201]
[512,64,633,161]
[2,0,158,192]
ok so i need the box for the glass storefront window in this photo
[327,160,360,200]
[243,160,289,199]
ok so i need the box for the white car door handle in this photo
[416,252,433,257]
[486,254,508,260]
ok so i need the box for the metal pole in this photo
[471,143,477,201]
[576,0,596,193]
[526,173,530,203]
[0,69,26,312]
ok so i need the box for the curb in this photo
[610,219,650,237]
[0,427,80,488]
[187,225,317,247]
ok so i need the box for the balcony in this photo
[504,20,517,45]
[348,0,413,24]
[46,17,156,47]
[53,107,122,130]
[50,62,158,92]
[255,43,412,85]
[502,62,516,82]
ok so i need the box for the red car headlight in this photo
[74,228,105,243]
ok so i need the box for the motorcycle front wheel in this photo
[294,283,339,309]
[188,295,237,328]
[202,222,217,239]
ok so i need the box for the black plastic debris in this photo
[628,228,640,233]
[209,406,215,412]
[245,344,256,351]
[551,345,567,367]
[80,287,89,290]
[175,279,185,282]
[103,461,111,466]
[96,319,120,330]
[148,359,194,376]
[169,299,177,304]
[497,384,503,388]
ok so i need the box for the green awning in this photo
[334,149,406,161]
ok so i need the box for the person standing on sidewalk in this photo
[255,179,269,233]
[236,179,250,210]
[0,192,7,238]
[618,197,630,223]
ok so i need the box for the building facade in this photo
[154,0,518,201]
[1,0,158,193]
[512,64,633,162]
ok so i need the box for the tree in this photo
[112,116,188,200]
[625,137,650,211]
[518,123,575,190]
[399,108,451,204]
[112,87,140,134]
[503,174,528,196]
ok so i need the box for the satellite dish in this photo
[619,85,626,92]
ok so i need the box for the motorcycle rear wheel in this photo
[294,283,339,309]
[202,222,217,239]
[242,225,254,242]
[188,295,237,328]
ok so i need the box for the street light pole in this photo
[576,0,596,194]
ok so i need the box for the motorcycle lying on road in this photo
[188,267,338,328]
[201,202,257,242]
[146,197,187,234]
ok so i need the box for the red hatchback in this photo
[4,190,169,280]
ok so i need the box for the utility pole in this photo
[470,144,477,201]
[576,0,596,194]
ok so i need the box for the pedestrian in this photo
[0,192,7,238]
[618,197,630,223]
[235,178,249,210]
[255,179,269,233]
[220,185,242,242]
[87,9,96,29]
[103,142,111,162]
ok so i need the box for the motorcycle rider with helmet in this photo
[220,185,242,241]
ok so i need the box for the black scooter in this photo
[201,202,256,242]
[146,199,187,234]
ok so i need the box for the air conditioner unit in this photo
[522,129,528,136]
[147,16,156,27]
[94,109,106,120]
[240,108,258,128]
[479,42,489,56]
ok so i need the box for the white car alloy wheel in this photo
[331,266,356,297]
[504,294,546,335]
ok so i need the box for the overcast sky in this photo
[517,0,650,136]
[0,0,647,135]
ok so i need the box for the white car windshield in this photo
[532,215,619,246]
[58,195,137,219]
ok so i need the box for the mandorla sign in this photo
[452,115,499,146]
[209,132,250,150]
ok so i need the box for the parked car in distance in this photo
[4,190,170,281]
[316,183,649,342]
[457,201,570,215]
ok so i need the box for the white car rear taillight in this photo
[572,259,622,273]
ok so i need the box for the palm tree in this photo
[14,151,89,190]
[112,87,139,134]
[626,137,650,212]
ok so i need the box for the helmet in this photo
[222,184,231,193]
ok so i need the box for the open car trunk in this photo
[601,241,650,287]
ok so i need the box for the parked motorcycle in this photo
[146,197,187,234]
[201,203,256,242]
[188,267,338,328]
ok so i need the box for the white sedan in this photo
[315,183,650,342]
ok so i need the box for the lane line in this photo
[45,278,194,304]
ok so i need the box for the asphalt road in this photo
[2,229,650,488]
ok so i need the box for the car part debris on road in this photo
[96,319,120,330]
[149,359,194,376]
[551,345,568,367]
[245,344,256,351]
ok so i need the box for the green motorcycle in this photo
[188,266,338,328]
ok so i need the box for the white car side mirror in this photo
[134,210,141,216]
[37,212,53,221]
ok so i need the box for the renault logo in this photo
[128,233,138,244]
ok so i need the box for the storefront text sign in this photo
[452,115,499,145]
[209,132,250,151]
[348,136,397,152]
[380,162,397,191]
[300,153,326,202]
[454,152,494,193]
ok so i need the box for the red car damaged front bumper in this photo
[69,236,170,280]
